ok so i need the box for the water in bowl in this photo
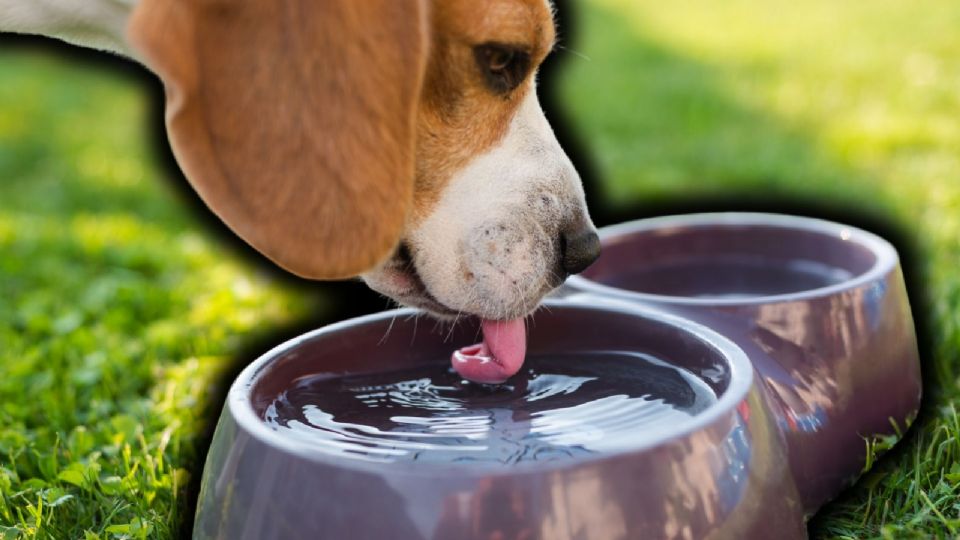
[263,351,716,467]
[601,256,854,299]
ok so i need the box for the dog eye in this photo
[474,44,530,94]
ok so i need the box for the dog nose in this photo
[560,229,601,275]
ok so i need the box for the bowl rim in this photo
[566,212,899,307]
[226,297,754,477]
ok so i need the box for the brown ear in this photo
[126,0,427,279]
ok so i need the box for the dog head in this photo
[128,0,598,320]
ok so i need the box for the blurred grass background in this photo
[1,0,959,537]
[0,37,324,539]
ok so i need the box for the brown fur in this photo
[413,0,556,223]
[126,0,554,279]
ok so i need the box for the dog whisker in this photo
[409,312,421,346]
[378,309,400,346]
[554,43,591,62]
[444,309,464,343]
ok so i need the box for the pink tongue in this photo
[451,318,527,384]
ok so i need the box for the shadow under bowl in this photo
[565,213,922,512]
[193,300,808,540]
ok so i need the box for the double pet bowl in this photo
[194,213,921,539]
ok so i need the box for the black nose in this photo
[560,229,601,275]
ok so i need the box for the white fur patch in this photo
[397,84,594,319]
[0,0,135,56]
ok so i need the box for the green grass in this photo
[0,0,959,537]
[0,45,321,538]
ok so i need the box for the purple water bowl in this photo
[565,212,922,514]
[193,300,811,539]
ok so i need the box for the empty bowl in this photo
[565,213,922,512]
[193,300,809,539]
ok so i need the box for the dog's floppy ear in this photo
[126,0,427,279]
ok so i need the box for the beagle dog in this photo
[1,0,600,380]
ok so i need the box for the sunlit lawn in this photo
[0,44,320,538]
[1,0,959,537]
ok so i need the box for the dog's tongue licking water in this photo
[452,318,527,384]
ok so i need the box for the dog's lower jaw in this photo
[361,250,559,322]
[361,258,462,321]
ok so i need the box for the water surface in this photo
[264,351,716,467]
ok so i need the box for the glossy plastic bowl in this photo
[193,213,921,539]
[193,300,811,539]
[566,213,922,513]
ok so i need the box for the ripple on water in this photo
[263,351,717,467]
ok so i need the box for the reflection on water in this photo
[263,352,716,467]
